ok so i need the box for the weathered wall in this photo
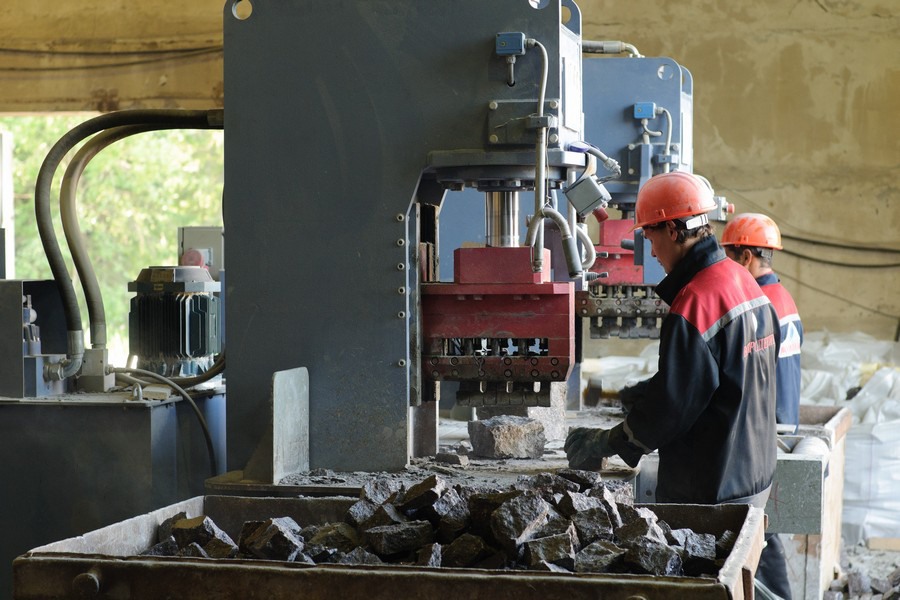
[577,0,899,339]
[0,1,224,111]
[0,0,897,338]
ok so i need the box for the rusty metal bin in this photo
[15,495,764,600]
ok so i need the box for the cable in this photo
[780,248,900,268]
[718,186,900,251]
[171,352,226,387]
[781,233,900,254]
[777,271,900,321]
[111,366,218,477]
[0,44,222,56]
[0,47,221,72]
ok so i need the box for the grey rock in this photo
[361,503,408,531]
[338,547,383,565]
[872,578,892,594]
[416,542,442,567]
[624,538,683,576]
[437,496,471,543]
[822,592,843,600]
[204,536,239,559]
[143,537,179,557]
[474,551,509,570]
[435,452,469,467]
[514,473,580,501]
[615,516,668,546]
[240,517,305,561]
[360,477,403,505]
[555,490,603,518]
[588,486,624,529]
[490,493,552,556]
[468,415,546,459]
[420,486,464,524]
[400,474,449,514]
[178,542,208,558]
[572,506,615,546]
[365,520,434,557]
[535,508,574,538]
[309,522,361,553]
[678,530,717,560]
[575,540,627,573]
[617,504,658,525]
[524,529,577,571]
[157,511,188,544]
[171,515,236,550]
[467,490,522,542]
[556,468,603,492]
[346,499,378,528]
[305,544,340,563]
[849,570,873,597]
[442,533,494,568]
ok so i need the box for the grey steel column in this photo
[484,191,520,248]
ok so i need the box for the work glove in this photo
[564,427,614,471]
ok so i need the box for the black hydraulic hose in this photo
[35,109,224,378]
[61,125,158,349]
[112,366,219,477]
[171,352,226,387]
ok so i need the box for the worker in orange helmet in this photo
[723,213,802,600]
[722,213,803,433]
[566,171,780,511]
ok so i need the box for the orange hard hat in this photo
[633,171,716,230]
[721,213,783,250]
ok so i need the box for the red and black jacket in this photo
[609,235,779,504]
[757,272,803,432]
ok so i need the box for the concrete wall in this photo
[0,0,896,338]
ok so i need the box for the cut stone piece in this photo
[490,493,552,556]
[365,520,434,557]
[468,415,546,459]
[575,540,627,573]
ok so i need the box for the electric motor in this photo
[128,266,221,377]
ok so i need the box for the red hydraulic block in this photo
[592,218,643,285]
[422,246,574,383]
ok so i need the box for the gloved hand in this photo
[564,427,614,471]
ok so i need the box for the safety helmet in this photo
[721,213,783,250]
[633,171,716,230]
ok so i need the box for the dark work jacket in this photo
[757,272,803,433]
[608,235,779,504]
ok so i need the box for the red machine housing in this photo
[590,218,643,284]
[421,246,574,386]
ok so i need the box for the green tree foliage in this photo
[0,114,224,364]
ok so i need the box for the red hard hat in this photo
[633,171,716,230]
[721,213,783,250]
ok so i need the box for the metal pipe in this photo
[527,38,549,273]
[582,40,643,57]
[484,191,520,247]
[523,204,582,278]
[575,224,597,270]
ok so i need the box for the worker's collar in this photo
[654,235,725,305]
[755,272,780,287]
